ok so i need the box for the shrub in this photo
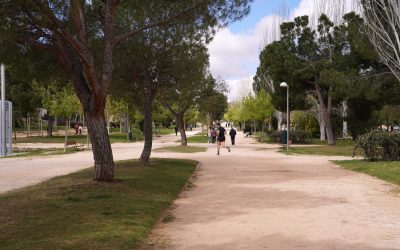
[354,130,400,161]
[268,130,312,144]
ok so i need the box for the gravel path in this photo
[1,130,400,249]
[149,134,400,249]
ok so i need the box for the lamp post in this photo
[280,82,289,151]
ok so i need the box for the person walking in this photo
[229,127,237,145]
[207,127,213,143]
[174,125,179,136]
[216,122,230,155]
[211,127,217,144]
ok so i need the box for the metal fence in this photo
[0,100,12,156]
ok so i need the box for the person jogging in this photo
[216,122,230,155]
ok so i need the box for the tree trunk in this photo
[85,111,114,181]
[315,83,335,145]
[177,112,187,146]
[64,118,69,153]
[47,117,53,136]
[55,116,58,135]
[140,92,153,163]
[318,111,326,141]
[342,100,348,138]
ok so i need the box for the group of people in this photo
[208,123,237,155]
[74,124,83,135]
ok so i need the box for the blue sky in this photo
[229,0,300,33]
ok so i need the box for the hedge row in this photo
[268,130,312,144]
[354,130,400,161]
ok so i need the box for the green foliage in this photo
[197,76,228,123]
[354,130,400,161]
[31,81,80,118]
[268,130,312,144]
[282,145,356,157]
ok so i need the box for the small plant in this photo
[354,130,400,161]
[267,130,312,144]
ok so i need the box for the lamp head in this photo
[280,82,288,88]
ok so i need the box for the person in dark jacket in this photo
[174,126,179,136]
[216,122,230,155]
[229,127,237,145]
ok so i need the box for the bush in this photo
[354,130,400,161]
[268,130,312,144]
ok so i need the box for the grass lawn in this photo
[280,145,360,157]
[13,132,143,144]
[334,160,400,186]
[0,158,198,249]
[8,147,84,158]
[186,135,209,143]
[153,146,207,153]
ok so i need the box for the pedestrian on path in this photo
[229,127,237,145]
[211,127,217,143]
[174,126,178,136]
[208,127,213,143]
[216,122,230,155]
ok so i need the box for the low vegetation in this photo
[334,160,400,186]
[153,146,207,153]
[183,135,209,144]
[0,158,198,249]
[280,145,360,157]
[8,147,84,158]
[13,132,142,144]
[354,130,400,161]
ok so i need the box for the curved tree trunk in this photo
[86,111,114,181]
[140,93,153,163]
[177,112,187,146]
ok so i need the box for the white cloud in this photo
[208,15,281,101]
[226,76,255,102]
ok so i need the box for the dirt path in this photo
[0,130,196,193]
[149,135,400,249]
[1,130,400,249]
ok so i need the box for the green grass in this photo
[307,138,355,146]
[153,146,207,153]
[280,145,360,157]
[0,158,197,249]
[186,135,209,143]
[8,147,84,158]
[334,160,400,186]
[13,132,144,144]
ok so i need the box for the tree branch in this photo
[113,0,207,45]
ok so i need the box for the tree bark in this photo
[315,83,335,145]
[47,116,53,136]
[86,111,114,181]
[140,91,153,163]
[319,118,326,141]
[177,112,187,146]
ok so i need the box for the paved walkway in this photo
[1,129,400,249]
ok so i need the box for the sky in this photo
[208,0,358,101]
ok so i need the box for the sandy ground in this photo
[1,129,400,249]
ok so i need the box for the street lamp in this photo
[280,82,289,151]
